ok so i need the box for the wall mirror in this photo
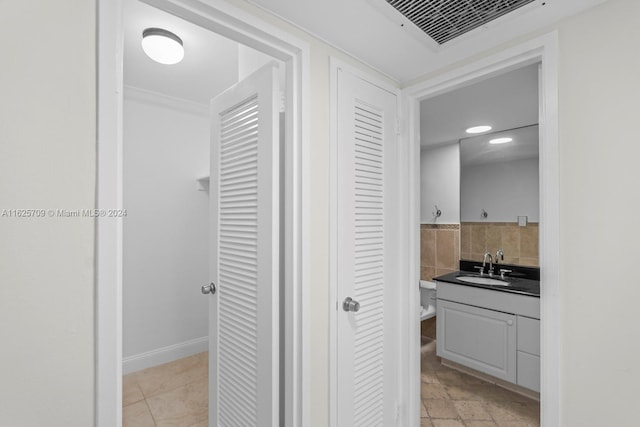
[459,125,539,266]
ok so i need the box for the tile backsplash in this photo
[460,222,539,267]
[420,224,460,281]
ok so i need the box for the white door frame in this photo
[402,32,560,426]
[328,57,404,426]
[96,1,310,426]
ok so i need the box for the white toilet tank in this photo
[419,280,437,320]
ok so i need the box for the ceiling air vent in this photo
[385,0,537,45]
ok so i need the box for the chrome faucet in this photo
[482,252,494,277]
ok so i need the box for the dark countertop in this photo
[434,270,540,297]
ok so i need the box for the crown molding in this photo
[124,84,209,117]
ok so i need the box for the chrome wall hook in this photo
[433,205,442,218]
[481,209,488,218]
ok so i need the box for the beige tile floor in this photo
[421,338,540,427]
[123,352,208,427]
[124,340,538,426]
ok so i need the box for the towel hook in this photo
[433,205,442,218]
[481,209,488,219]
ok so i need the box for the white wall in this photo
[0,1,95,426]
[239,44,275,80]
[122,89,210,372]
[420,144,460,224]
[556,1,640,425]
[460,158,539,222]
[238,44,286,106]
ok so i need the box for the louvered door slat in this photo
[219,95,259,427]
[336,68,397,427]
[210,63,279,427]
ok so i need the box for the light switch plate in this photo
[518,216,528,227]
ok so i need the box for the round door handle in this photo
[507,319,514,326]
[201,282,216,295]
[343,297,360,312]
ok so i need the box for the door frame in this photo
[402,32,560,426]
[96,1,311,426]
[328,57,403,426]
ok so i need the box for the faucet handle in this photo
[474,266,484,276]
[499,269,512,280]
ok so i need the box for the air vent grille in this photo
[386,0,537,45]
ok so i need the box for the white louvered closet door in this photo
[336,68,398,427]
[208,62,280,427]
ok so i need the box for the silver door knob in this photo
[343,297,360,312]
[201,282,216,295]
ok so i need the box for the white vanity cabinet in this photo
[436,280,540,392]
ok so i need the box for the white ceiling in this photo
[123,0,607,102]
[124,0,240,104]
[248,0,606,83]
[420,63,539,148]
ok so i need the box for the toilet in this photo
[419,280,437,320]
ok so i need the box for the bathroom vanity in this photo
[434,270,540,392]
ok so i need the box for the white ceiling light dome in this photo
[142,28,184,65]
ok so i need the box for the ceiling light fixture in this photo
[465,125,492,134]
[489,137,513,145]
[142,28,184,65]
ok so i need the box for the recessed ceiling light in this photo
[142,28,184,65]
[489,137,513,145]
[465,125,492,134]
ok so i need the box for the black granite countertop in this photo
[434,262,540,297]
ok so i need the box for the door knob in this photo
[342,297,360,312]
[201,282,216,295]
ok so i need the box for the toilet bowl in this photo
[419,280,437,320]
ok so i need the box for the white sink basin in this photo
[456,275,510,286]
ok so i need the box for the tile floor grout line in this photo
[143,397,158,427]
[123,352,209,426]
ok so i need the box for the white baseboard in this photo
[123,337,209,375]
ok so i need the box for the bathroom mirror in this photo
[459,125,539,267]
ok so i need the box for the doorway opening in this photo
[120,1,285,425]
[96,0,309,426]
[418,62,541,425]
[403,33,559,427]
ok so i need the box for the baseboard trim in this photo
[123,337,209,375]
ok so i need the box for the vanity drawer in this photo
[517,351,540,392]
[517,316,540,356]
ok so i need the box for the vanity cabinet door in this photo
[437,299,517,383]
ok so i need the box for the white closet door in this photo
[336,68,398,427]
[208,62,280,427]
